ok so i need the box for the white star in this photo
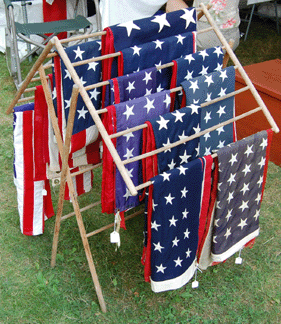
[126,81,135,93]
[151,220,161,231]
[123,147,134,160]
[88,61,99,71]
[153,242,164,253]
[143,71,152,84]
[255,193,262,204]
[257,175,263,187]
[181,187,188,198]
[145,88,152,96]
[205,93,212,102]
[64,69,71,80]
[153,39,164,49]
[174,256,183,267]
[151,13,170,32]
[215,63,223,71]
[199,65,209,76]
[178,165,188,175]
[186,248,192,258]
[193,124,201,134]
[204,132,211,141]
[199,49,209,61]
[245,145,254,157]
[180,8,196,28]
[73,46,84,60]
[229,153,238,166]
[182,208,189,219]
[216,126,225,135]
[188,100,201,114]
[224,227,232,239]
[123,104,135,120]
[253,209,260,221]
[204,147,211,155]
[242,164,251,176]
[184,228,190,239]
[204,74,214,87]
[195,144,200,156]
[144,97,155,113]
[172,236,180,247]
[52,87,57,100]
[157,84,164,93]
[227,191,234,203]
[189,80,199,93]
[156,264,166,273]
[89,88,100,101]
[217,105,226,117]
[172,110,185,123]
[218,87,227,97]
[178,130,188,144]
[220,70,228,82]
[240,183,250,195]
[80,76,87,86]
[152,200,158,211]
[163,138,172,153]
[77,107,88,119]
[175,34,186,44]
[258,157,266,169]
[168,159,176,170]
[157,116,169,130]
[214,218,220,227]
[239,200,249,212]
[123,188,132,200]
[227,173,236,185]
[164,93,171,108]
[126,167,134,178]
[161,172,171,182]
[123,128,134,142]
[238,218,248,230]
[225,209,233,222]
[180,150,191,164]
[184,70,194,81]
[169,216,178,227]
[260,138,267,150]
[64,99,71,109]
[213,46,224,57]
[165,193,175,205]
[204,111,212,123]
[131,45,142,56]
[155,61,162,72]
[217,140,225,149]
[184,54,195,64]
[118,20,141,37]
[213,236,217,244]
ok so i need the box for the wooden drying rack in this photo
[6,3,279,313]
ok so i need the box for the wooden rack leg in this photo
[38,66,107,312]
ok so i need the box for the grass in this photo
[0,16,281,324]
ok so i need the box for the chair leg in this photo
[244,5,255,41]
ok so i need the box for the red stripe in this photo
[113,78,121,104]
[70,129,86,153]
[261,129,273,202]
[118,52,124,76]
[76,172,85,196]
[170,60,177,112]
[43,180,54,219]
[22,110,35,235]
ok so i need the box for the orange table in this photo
[235,59,281,166]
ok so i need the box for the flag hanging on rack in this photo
[181,66,236,157]
[118,31,196,91]
[170,46,224,110]
[103,67,158,107]
[211,130,273,263]
[101,7,197,84]
[102,90,171,214]
[143,156,213,292]
[142,105,200,183]
[13,103,54,236]
[53,40,101,154]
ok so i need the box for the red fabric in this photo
[112,78,121,104]
[117,52,124,76]
[42,0,67,39]
[120,211,126,230]
[43,180,54,219]
[261,129,273,202]
[101,105,117,214]
[170,60,177,112]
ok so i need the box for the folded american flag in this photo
[211,130,273,263]
[170,46,224,110]
[13,103,54,236]
[101,8,197,83]
[142,106,200,183]
[181,66,236,157]
[102,90,171,215]
[144,156,213,292]
[53,40,101,154]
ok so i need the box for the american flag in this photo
[53,40,101,154]
[103,67,159,107]
[181,66,236,157]
[170,46,224,110]
[142,105,200,182]
[101,7,197,83]
[13,103,54,236]
[101,90,171,214]
[211,130,273,262]
[144,156,213,292]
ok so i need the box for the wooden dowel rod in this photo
[31,75,49,83]
[197,3,212,20]
[23,87,37,93]
[123,106,263,166]
[43,63,52,70]
[72,52,121,67]
[85,80,110,91]
[86,209,144,238]
[53,36,138,197]
[6,40,54,114]
[70,163,102,177]
[18,96,35,103]
[61,201,102,221]
[60,30,107,44]
[47,52,58,59]
[200,3,279,134]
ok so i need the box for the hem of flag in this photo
[211,228,260,263]
[150,259,196,293]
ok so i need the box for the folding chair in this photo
[4,0,95,88]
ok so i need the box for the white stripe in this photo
[32,181,45,235]
[83,170,92,193]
